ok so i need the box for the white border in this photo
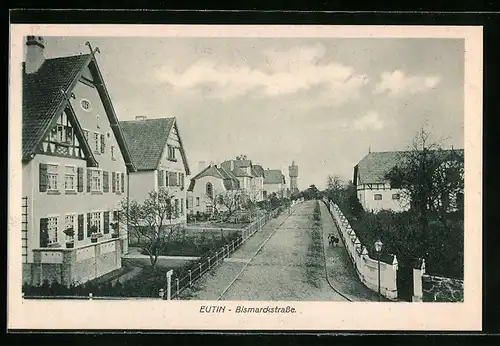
[9,24,483,331]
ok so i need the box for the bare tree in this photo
[242,187,261,218]
[385,127,464,245]
[118,189,180,270]
[217,190,243,221]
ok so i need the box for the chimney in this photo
[135,115,147,121]
[25,35,46,74]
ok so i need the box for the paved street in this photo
[181,200,366,301]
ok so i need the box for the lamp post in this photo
[374,239,383,301]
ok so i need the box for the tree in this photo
[325,175,345,204]
[303,184,320,200]
[216,190,243,221]
[384,127,464,248]
[118,189,180,270]
[241,187,261,218]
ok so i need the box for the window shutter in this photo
[158,170,164,187]
[77,167,84,192]
[39,218,48,247]
[87,169,92,192]
[165,171,169,186]
[39,163,48,192]
[77,214,84,240]
[103,171,109,192]
[100,134,105,153]
[103,211,110,234]
[87,213,91,237]
[112,172,116,193]
[121,173,125,192]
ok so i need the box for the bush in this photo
[334,204,464,279]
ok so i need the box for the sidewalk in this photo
[177,209,292,300]
[319,202,383,302]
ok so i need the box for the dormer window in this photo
[81,99,91,112]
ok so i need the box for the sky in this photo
[39,36,464,190]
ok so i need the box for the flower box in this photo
[111,233,119,239]
[66,241,74,248]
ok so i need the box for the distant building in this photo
[263,169,286,199]
[186,163,240,214]
[120,117,191,225]
[288,161,299,194]
[353,149,464,213]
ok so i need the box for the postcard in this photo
[8,24,482,331]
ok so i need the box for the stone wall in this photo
[325,199,399,300]
[29,238,122,286]
[422,275,464,302]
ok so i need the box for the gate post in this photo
[412,258,426,302]
[166,269,173,300]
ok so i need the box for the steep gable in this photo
[22,54,92,160]
[120,117,190,174]
[22,52,135,171]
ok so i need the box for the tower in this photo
[288,161,299,194]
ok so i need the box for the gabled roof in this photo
[253,164,264,177]
[221,159,254,178]
[355,149,465,185]
[264,169,285,184]
[119,117,190,174]
[23,54,91,159]
[22,53,136,171]
[188,164,240,191]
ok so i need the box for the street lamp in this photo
[374,239,383,301]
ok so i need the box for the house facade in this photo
[120,117,191,225]
[21,36,135,286]
[186,163,240,215]
[263,169,286,199]
[354,149,464,213]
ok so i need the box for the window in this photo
[180,198,184,215]
[90,212,102,233]
[206,182,213,198]
[167,145,176,161]
[196,197,200,207]
[206,205,213,213]
[93,132,100,153]
[64,214,75,233]
[392,193,400,200]
[47,217,58,244]
[65,166,76,191]
[90,169,102,192]
[115,172,122,194]
[111,146,116,160]
[374,194,382,200]
[81,99,91,112]
[47,164,59,191]
[188,196,193,209]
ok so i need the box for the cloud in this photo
[373,70,441,96]
[155,43,369,102]
[353,111,385,131]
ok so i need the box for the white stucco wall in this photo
[357,184,410,213]
[188,175,227,214]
